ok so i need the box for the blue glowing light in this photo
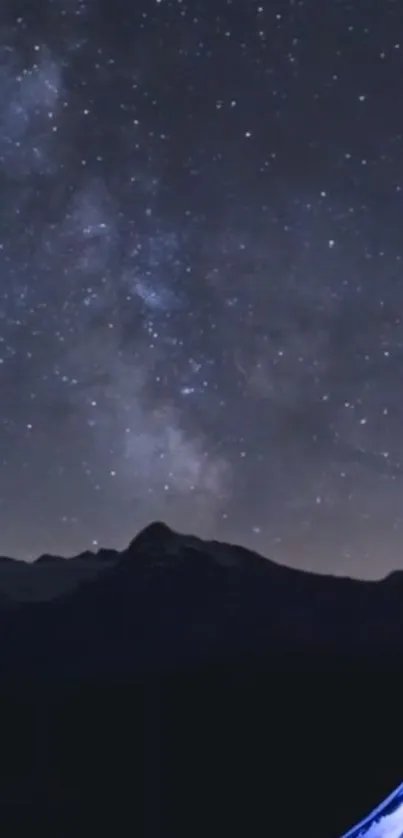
[342,782,403,837]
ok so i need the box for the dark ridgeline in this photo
[0,521,401,836]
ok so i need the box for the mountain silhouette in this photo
[0,520,402,675]
[0,522,401,837]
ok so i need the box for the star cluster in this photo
[0,1,402,577]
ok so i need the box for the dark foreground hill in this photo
[0,521,402,837]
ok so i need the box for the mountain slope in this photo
[0,521,402,675]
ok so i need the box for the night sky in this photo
[0,1,402,577]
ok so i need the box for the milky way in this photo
[0,1,403,576]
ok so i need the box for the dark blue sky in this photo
[0,0,402,577]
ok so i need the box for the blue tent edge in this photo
[342,781,403,836]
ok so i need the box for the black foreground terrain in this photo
[0,522,402,836]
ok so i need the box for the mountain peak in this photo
[128,521,177,552]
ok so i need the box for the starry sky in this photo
[0,0,402,577]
